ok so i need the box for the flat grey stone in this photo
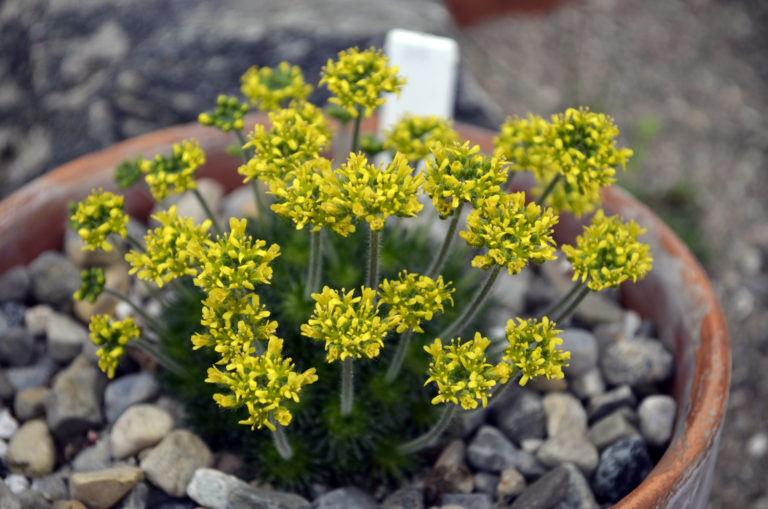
[45,355,107,438]
[467,426,546,479]
[6,356,56,391]
[72,435,112,472]
[587,410,639,450]
[569,369,605,400]
[559,329,598,377]
[536,431,599,476]
[510,465,569,509]
[140,429,213,498]
[0,326,36,366]
[30,474,69,502]
[312,487,377,509]
[110,403,174,460]
[0,266,30,302]
[542,392,587,437]
[46,311,88,363]
[381,486,424,509]
[0,475,22,509]
[28,252,80,311]
[473,472,499,498]
[553,463,599,509]
[104,371,161,423]
[441,493,493,509]
[434,440,466,469]
[586,385,636,423]
[493,388,545,443]
[638,395,677,448]
[600,338,674,388]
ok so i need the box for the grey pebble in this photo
[587,410,639,451]
[591,436,653,504]
[536,431,599,476]
[27,252,80,311]
[312,486,378,509]
[553,464,598,509]
[569,369,605,400]
[441,492,493,509]
[0,326,36,366]
[381,486,424,509]
[559,329,598,377]
[6,355,56,391]
[467,426,546,479]
[186,467,310,509]
[45,355,107,439]
[0,266,30,302]
[473,471,499,497]
[509,465,569,509]
[586,385,636,423]
[638,395,677,448]
[104,372,160,423]
[543,392,587,437]
[45,311,88,363]
[493,388,546,443]
[600,338,674,388]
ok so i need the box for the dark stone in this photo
[510,465,569,509]
[591,436,653,504]
[467,425,547,479]
[0,326,36,365]
[493,388,546,443]
[27,252,80,311]
[587,385,637,423]
[0,266,30,302]
[0,301,26,327]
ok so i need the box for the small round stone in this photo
[600,338,674,387]
[637,395,676,448]
[591,436,653,503]
[7,418,56,477]
[110,403,174,460]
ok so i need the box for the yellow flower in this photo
[192,288,278,365]
[241,62,313,112]
[206,336,318,430]
[191,217,281,293]
[561,209,653,291]
[493,113,550,175]
[125,206,211,287]
[383,114,459,163]
[423,333,508,410]
[268,157,355,236]
[69,188,129,252]
[238,101,331,184]
[423,141,509,219]
[301,286,398,362]
[328,152,423,231]
[141,139,206,201]
[88,315,140,379]
[378,271,454,333]
[319,46,406,118]
[460,192,559,275]
[503,317,569,386]
[198,94,250,132]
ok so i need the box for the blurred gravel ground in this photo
[1,0,766,507]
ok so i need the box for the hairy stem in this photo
[366,226,381,290]
[192,188,223,236]
[341,358,355,416]
[270,415,294,460]
[305,230,323,299]
[133,337,186,377]
[552,283,591,324]
[438,265,502,340]
[103,287,166,334]
[385,328,414,384]
[351,106,363,154]
[541,279,585,319]
[397,404,457,455]
[426,203,464,278]
[536,173,562,207]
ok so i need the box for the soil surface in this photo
[1,0,766,507]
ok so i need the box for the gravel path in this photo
[1,0,766,507]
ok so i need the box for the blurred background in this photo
[0,0,765,506]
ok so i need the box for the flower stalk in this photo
[192,188,224,236]
[270,414,294,460]
[385,328,413,384]
[366,226,381,290]
[341,358,355,416]
[438,265,502,341]
[397,404,457,455]
[426,203,464,278]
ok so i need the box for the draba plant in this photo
[69,45,652,491]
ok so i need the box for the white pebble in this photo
[747,431,768,459]
[0,408,19,440]
[5,473,29,494]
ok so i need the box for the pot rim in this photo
[0,115,730,507]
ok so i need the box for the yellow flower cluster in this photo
[503,317,569,386]
[239,101,331,184]
[191,217,281,292]
[193,289,278,365]
[319,46,406,118]
[268,157,355,236]
[205,336,318,430]
[141,139,206,201]
[198,94,250,132]
[69,188,129,252]
[301,286,399,362]
[460,192,559,275]
[241,62,313,112]
[329,152,423,231]
[562,209,653,291]
[493,108,632,217]
[125,206,211,287]
[383,114,459,163]
[378,271,454,333]
[74,267,106,303]
[423,333,511,410]
[88,314,140,378]
[493,113,549,174]
[423,142,508,218]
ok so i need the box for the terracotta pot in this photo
[0,116,729,508]
[444,0,576,26]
